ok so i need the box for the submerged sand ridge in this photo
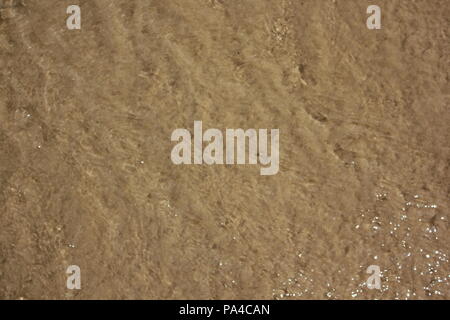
[0,0,448,299]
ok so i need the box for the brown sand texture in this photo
[0,0,449,299]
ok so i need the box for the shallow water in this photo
[0,0,448,299]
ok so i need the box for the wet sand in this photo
[0,0,448,299]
